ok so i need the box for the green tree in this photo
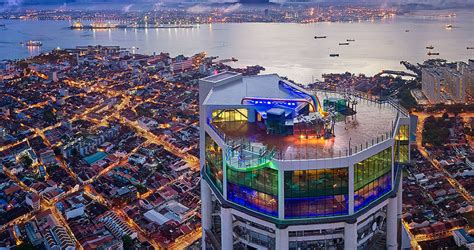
[20,154,33,167]
[122,235,133,250]
[14,242,35,250]
[135,184,148,194]
[42,108,57,123]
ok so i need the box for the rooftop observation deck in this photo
[210,91,406,160]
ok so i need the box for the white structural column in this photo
[387,196,398,250]
[275,227,289,250]
[221,207,234,250]
[348,164,355,214]
[397,178,403,219]
[201,181,212,231]
[278,169,285,219]
[344,222,358,250]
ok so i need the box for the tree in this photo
[14,242,35,250]
[42,108,57,123]
[53,146,62,156]
[122,235,133,250]
[20,154,33,167]
[135,184,148,195]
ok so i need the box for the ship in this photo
[347,39,355,42]
[329,54,339,57]
[445,24,453,29]
[468,47,474,50]
[427,52,440,56]
[314,36,327,39]
[339,42,350,46]
[426,45,434,50]
[405,29,410,32]
[25,40,42,47]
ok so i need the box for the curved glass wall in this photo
[284,168,349,218]
[227,164,278,217]
[354,147,392,211]
[205,132,223,192]
[395,125,409,164]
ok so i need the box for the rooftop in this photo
[203,74,311,106]
[211,91,403,160]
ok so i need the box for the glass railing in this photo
[207,89,407,161]
[225,138,276,170]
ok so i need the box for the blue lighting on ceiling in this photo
[248,99,298,107]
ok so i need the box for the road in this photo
[0,73,201,250]
[412,111,474,204]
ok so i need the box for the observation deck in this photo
[208,89,407,161]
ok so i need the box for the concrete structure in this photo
[65,204,85,220]
[421,67,444,104]
[421,61,474,104]
[453,228,474,249]
[199,72,410,249]
[99,211,138,240]
[46,226,76,250]
[25,193,41,211]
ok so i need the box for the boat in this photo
[339,42,350,46]
[426,45,434,50]
[347,39,355,42]
[329,54,339,57]
[314,36,327,39]
[25,40,42,47]
[446,24,453,29]
[427,52,440,56]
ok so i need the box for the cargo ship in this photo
[25,40,42,47]
[339,42,350,46]
[426,45,434,50]
[329,54,339,57]
[314,36,327,39]
[467,47,474,50]
[427,52,440,56]
[347,39,355,42]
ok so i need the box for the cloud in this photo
[5,0,23,7]
[223,3,241,13]
[153,2,164,11]
[187,3,242,14]
[122,4,133,12]
[187,4,212,14]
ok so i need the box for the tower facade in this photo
[200,72,410,250]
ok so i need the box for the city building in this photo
[99,211,138,240]
[199,72,410,249]
[25,193,41,211]
[453,228,474,249]
[46,226,76,250]
[421,67,444,104]
[421,60,474,104]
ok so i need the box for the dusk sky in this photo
[2,0,474,5]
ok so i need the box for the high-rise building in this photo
[421,67,444,104]
[199,72,410,250]
[421,61,474,104]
